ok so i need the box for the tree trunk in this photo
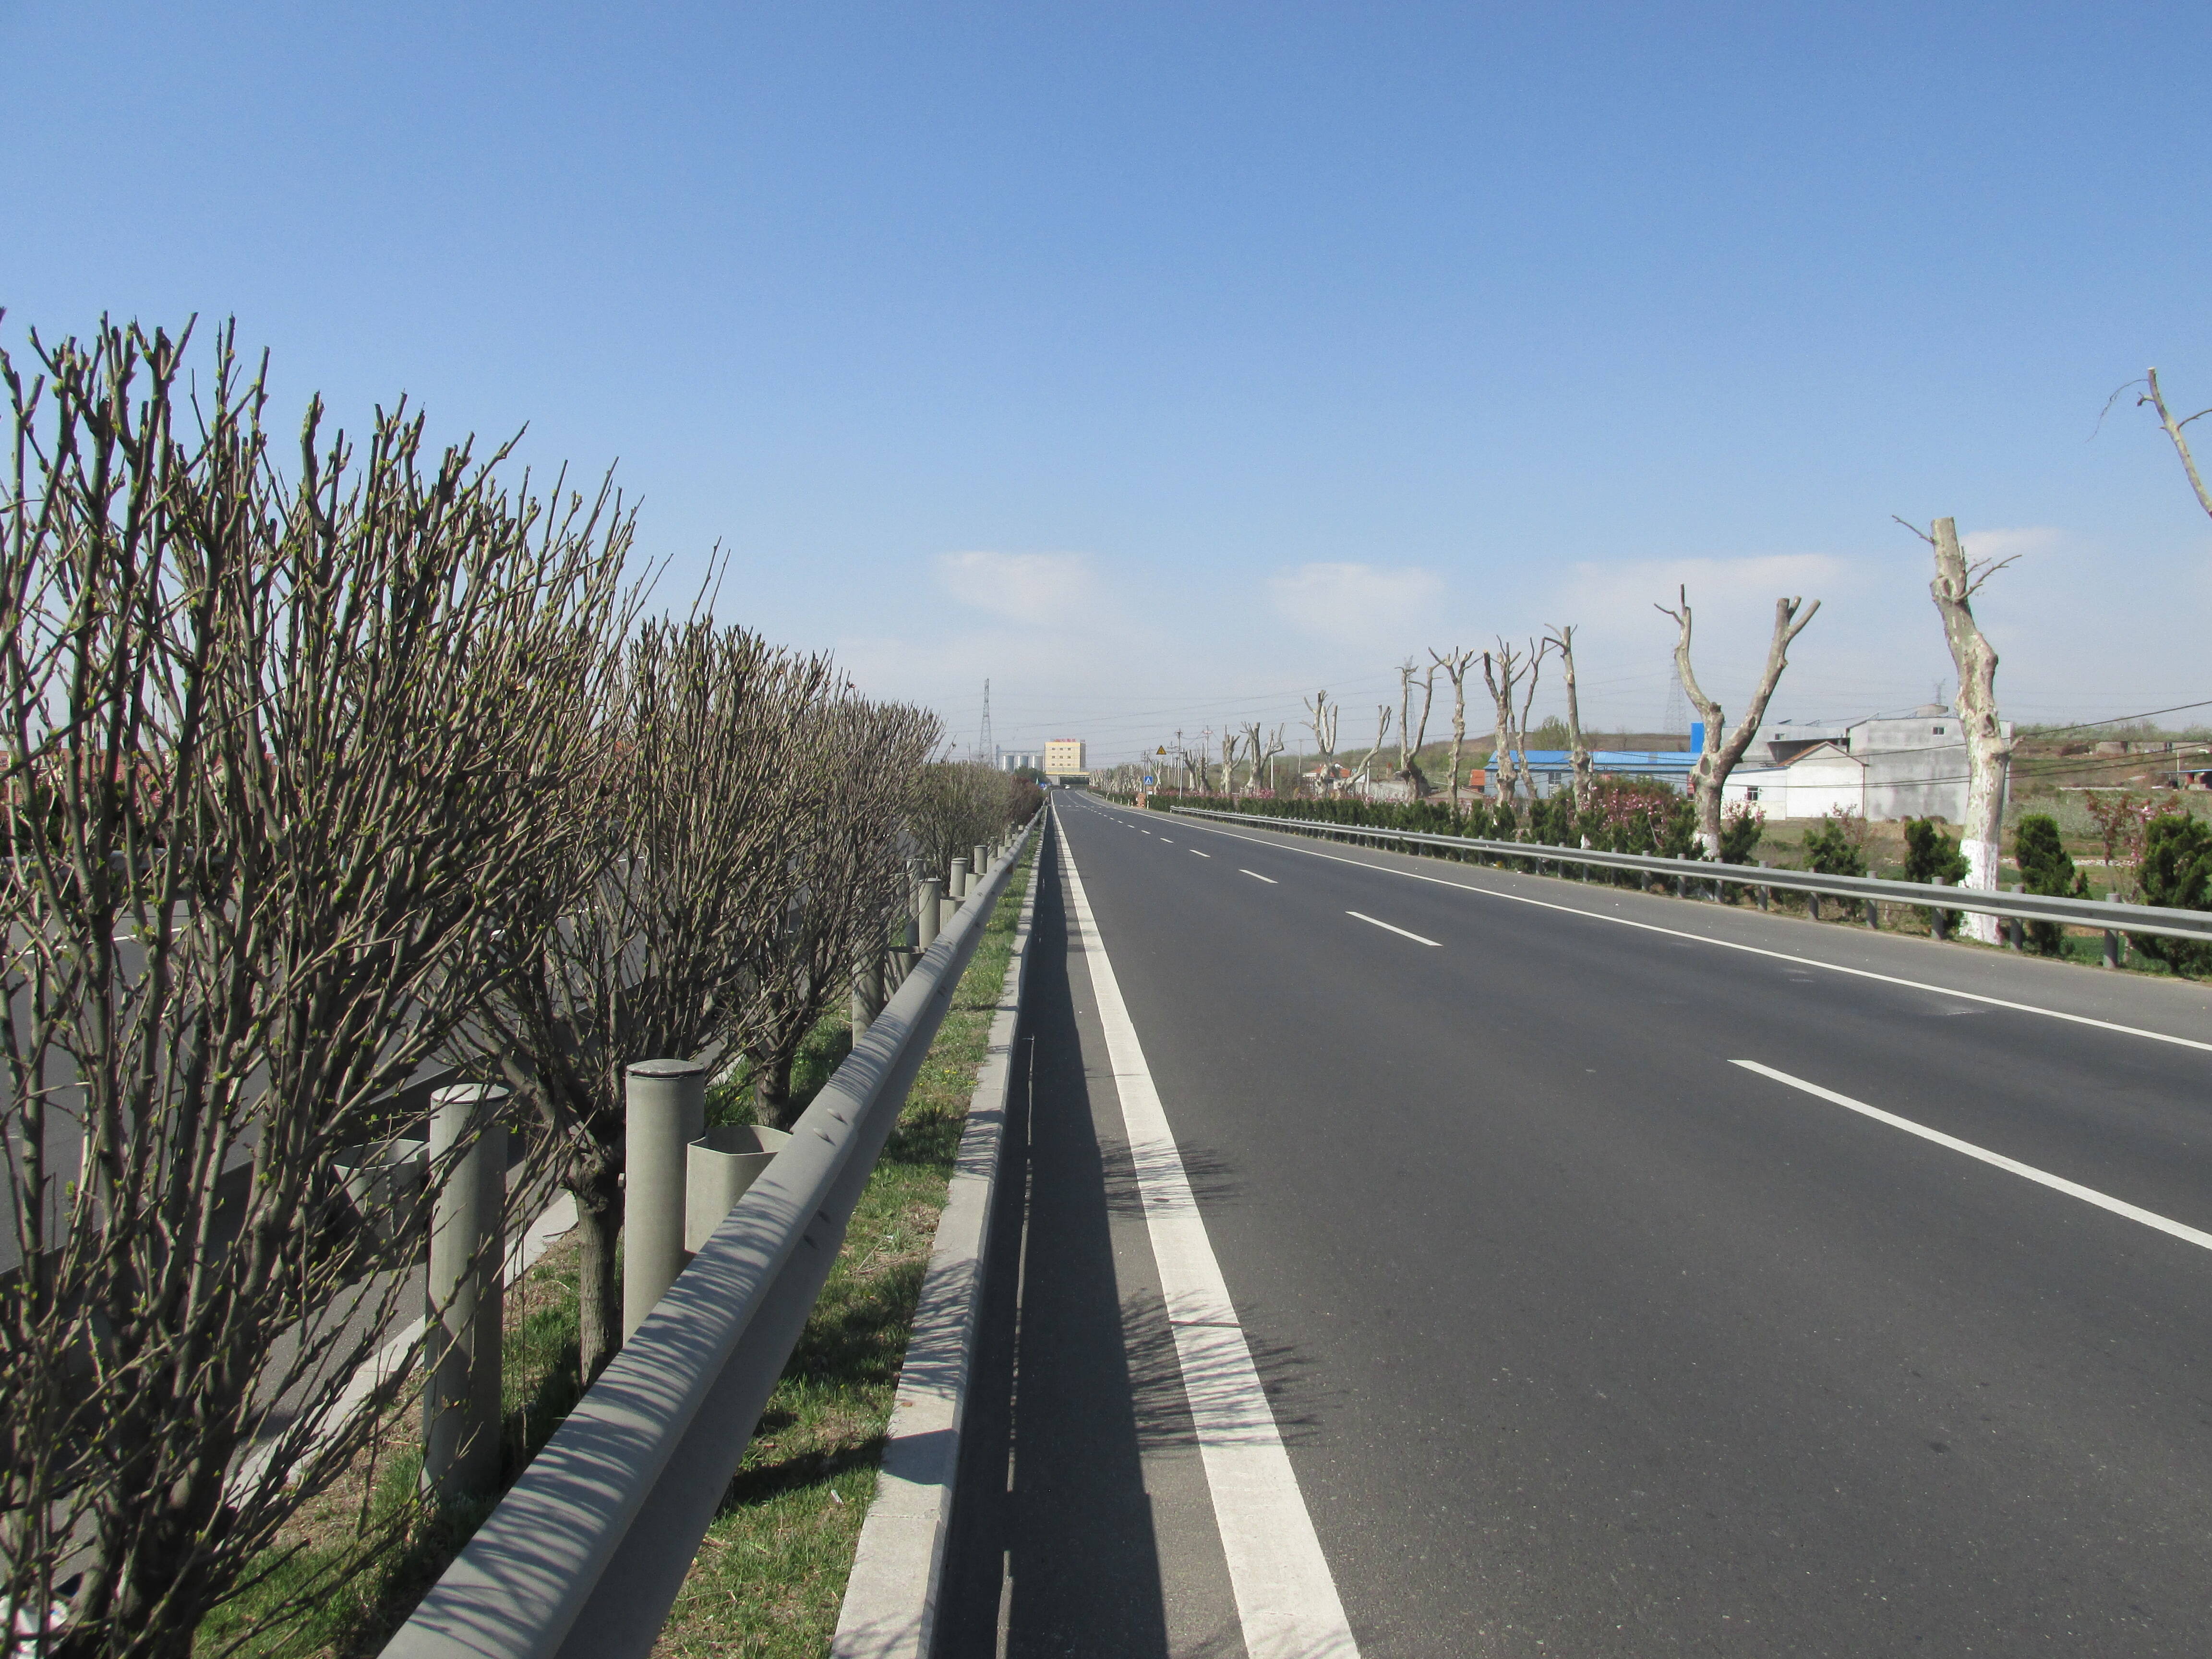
[755,1043,806,1131]
[1929,517,2010,945]
[568,1157,624,1385]
[1662,589,1820,856]
[1554,625,1593,812]
[1447,696,1467,822]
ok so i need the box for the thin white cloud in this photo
[1960,525,2065,567]
[1268,562,1445,645]
[936,550,1098,626]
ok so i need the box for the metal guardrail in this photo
[381,811,1042,1659]
[1165,805,2212,944]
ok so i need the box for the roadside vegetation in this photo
[0,313,1032,1658]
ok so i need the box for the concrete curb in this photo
[831,817,1045,1659]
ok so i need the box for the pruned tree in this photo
[1303,689,1337,791]
[1657,586,1820,858]
[0,318,628,1656]
[1429,646,1479,821]
[1906,516,2014,942]
[1242,721,1286,797]
[744,696,941,1129]
[1544,623,1594,814]
[1396,657,1437,795]
[1480,637,1548,812]
[1220,728,1239,801]
[2141,367,2212,527]
[911,759,1013,872]
[1354,703,1393,790]
[488,621,833,1385]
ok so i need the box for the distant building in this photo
[1721,706,2007,820]
[997,750,1044,773]
[1044,738,1088,778]
[1515,749,1696,796]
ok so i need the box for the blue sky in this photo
[5,3,2210,763]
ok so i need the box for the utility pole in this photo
[978,679,994,768]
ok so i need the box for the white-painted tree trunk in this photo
[1929,517,2010,945]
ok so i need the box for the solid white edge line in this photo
[1239,869,1278,884]
[1345,911,1442,948]
[1731,1059,2212,1252]
[1166,817,2212,1055]
[1056,817,1361,1659]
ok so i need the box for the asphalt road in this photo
[946,793,2212,1657]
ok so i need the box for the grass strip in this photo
[652,843,1035,1656]
[197,840,1036,1657]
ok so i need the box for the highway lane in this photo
[1017,793,2212,1655]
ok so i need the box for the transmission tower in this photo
[978,679,994,768]
[1661,668,1688,738]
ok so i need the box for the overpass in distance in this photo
[936,792,2212,1657]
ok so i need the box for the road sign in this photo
[1143,775,1154,785]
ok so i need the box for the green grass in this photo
[197,839,1038,1657]
[654,846,1034,1657]
[195,1234,585,1658]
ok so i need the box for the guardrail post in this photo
[1864,898,1879,929]
[949,854,970,902]
[423,1083,507,1504]
[917,877,943,950]
[2104,892,2122,969]
[624,1059,707,1340]
[1932,877,1951,941]
[1807,892,1821,922]
[973,842,990,883]
[685,1125,793,1253]
[2007,884,2024,950]
[886,916,914,992]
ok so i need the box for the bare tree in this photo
[0,319,628,1656]
[1545,623,1593,814]
[1303,689,1337,791]
[1242,721,1286,797]
[1908,516,2015,942]
[1480,638,1548,813]
[911,759,1012,875]
[1220,728,1239,801]
[1656,586,1821,857]
[2141,367,2212,525]
[744,697,940,1129]
[1354,704,1393,790]
[1395,658,1437,794]
[488,622,833,1385]
[1429,647,1479,820]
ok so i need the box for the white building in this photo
[997,750,1044,773]
[1722,706,2008,821]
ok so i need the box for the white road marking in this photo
[1731,1059,2212,1252]
[1239,869,1277,884]
[1346,911,1441,947]
[1159,837,1175,843]
[1056,820,1361,1658]
[1165,817,2212,1055]
[1190,849,1211,858]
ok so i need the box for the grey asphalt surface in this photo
[949,794,2212,1657]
